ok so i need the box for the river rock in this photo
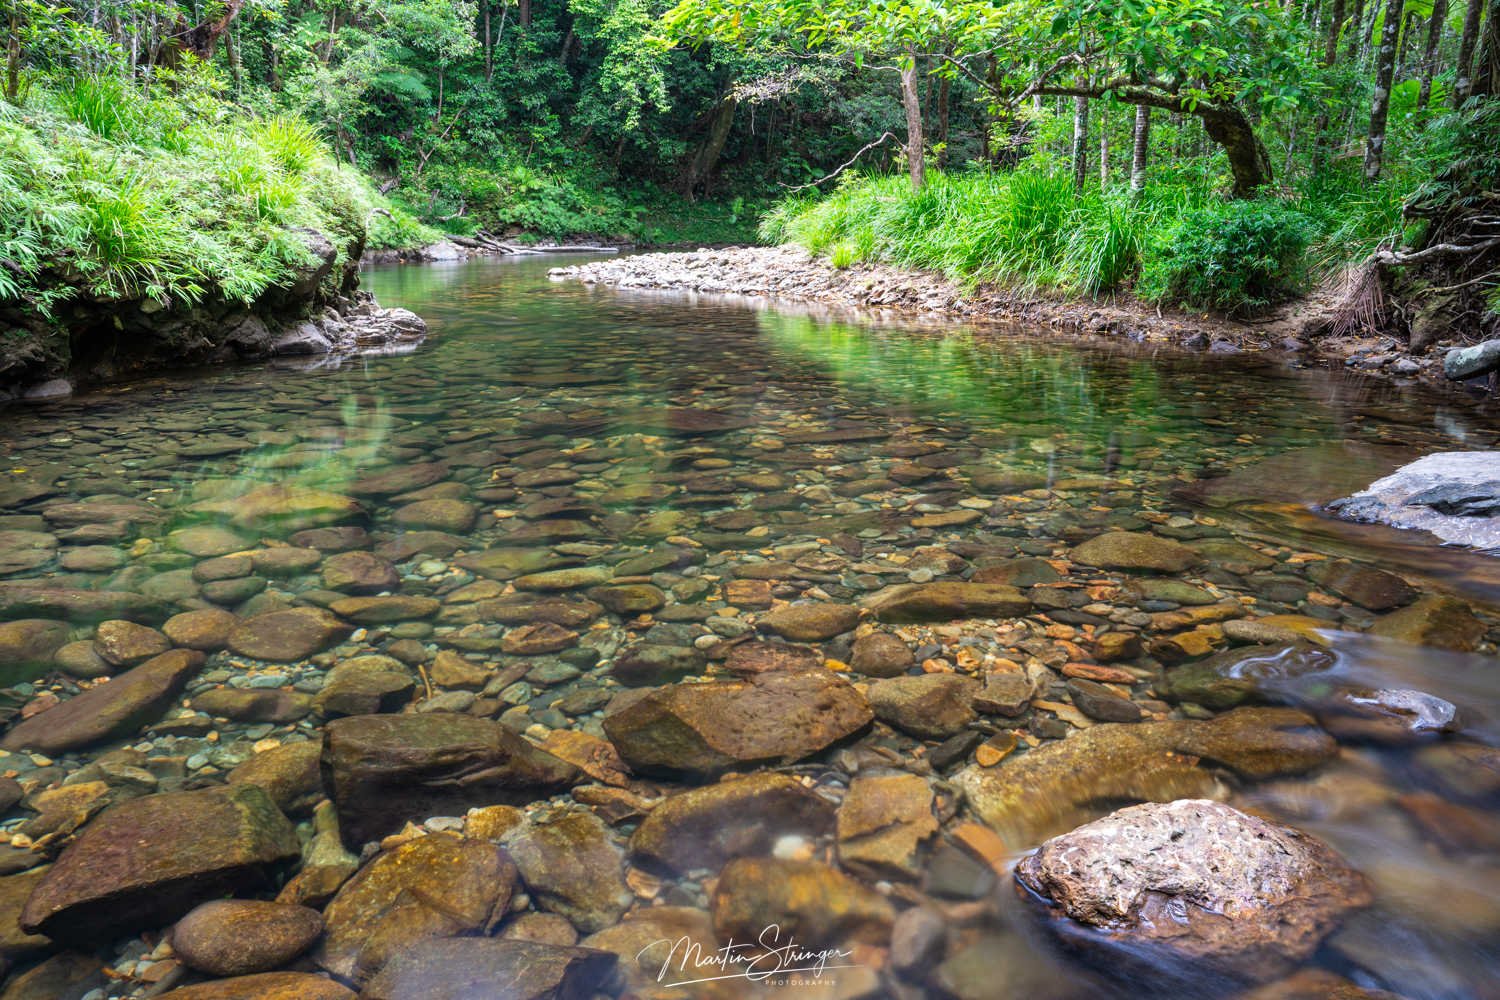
[227,607,350,662]
[869,673,979,739]
[955,707,1337,847]
[1,648,204,753]
[1368,595,1486,651]
[850,632,914,677]
[1067,678,1144,722]
[0,865,51,963]
[610,643,704,685]
[1164,644,1335,709]
[500,810,630,933]
[1306,560,1415,611]
[1015,799,1372,981]
[162,608,239,650]
[349,461,450,498]
[1070,531,1201,573]
[0,584,163,623]
[314,655,414,717]
[189,484,364,533]
[19,784,299,944]
[603,670,873,778]
[514,566,612,591]
[0,952,107,1000]
[862,582,1029,622]
[428,650,489,689]
[587,583,666,615]
[327,595,440,624]
[581,907,732,999]
[757,602,861,640]
[322,713,577,846]
[711,857,895,949]
[722,639,822,675]
[837,772,937,877]
[157,973,354,1000]
[315,832,516,982]
[974,670,1033,716]
[629,772,835,874]
[172,900,324,976]
[1444,339,1500,380]
[320,551,399,594]
[193,687,313,723]
[454,548,571,581]
[1328,451,1500,549]
[0,619,69,683]
[391,499,476,532]
[91,619,170,667]
[501,621,578,655]
[359,938,616,1000]
[169,526,252,558]
[228,739,324,815]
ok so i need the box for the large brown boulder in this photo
[629,773,835,875]
[862,583,1030,622]
[1,649,204,754]
[868,673,979,739]
[756,603,861,641]
[603,671,873,779]
[20,784,299,944]
[500,810,630,933]
[954,707,1337,848]
[315,833,515,983]
[0,619,70,684]
[188,484,365,532]
[322,713,577,847]
[359,937,616,1000]
[1015,799,1371,982]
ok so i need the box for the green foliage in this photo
[1139,199,1314,312]
[0,76,418,310]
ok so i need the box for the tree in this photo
[1365,0,1405,180]
[1453,0,1484,103]
[940,0,1311,197]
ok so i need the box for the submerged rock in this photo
[862,582,1029,622]
[869,673,979,739]
[322,712,577,846]
[359,937,616,1000]
[171,900,324,977]
[1070,531,1201,573]
[955,707,1337,847]
[603,670,873,778]
[1015,799,1371,982]
[156,973,354,1000]
[500,810,630,933]
[711,857,895,949]
[20,784,299,944]
[315,832,516,983]
[227,607,351,662]
[629,772,834,874]
[1,649,204,753]
[1368,595,1486,651]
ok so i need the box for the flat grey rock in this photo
[1328,451,1500,551]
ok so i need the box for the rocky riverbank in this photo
[0,229,427,404]
[551,246,1481,387]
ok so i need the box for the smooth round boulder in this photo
[93,620,170,668]
[1071,531,1202,574]
[172,900,324,976]
[163,608,239,651]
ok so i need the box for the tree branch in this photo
[781,132,900,192]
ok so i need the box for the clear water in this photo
[1,254,1497,999]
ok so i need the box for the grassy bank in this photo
[0,76,433,316]
[758,168,1420,315]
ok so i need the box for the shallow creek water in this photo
[1,254,1498,999]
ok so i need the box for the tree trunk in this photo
[1453,0,1485,102]
[1201,103,1274,196]
[1071,94,1089,190]
[1365,0,1407,180]
[1348,0,1367,59]
[1099,122,1110,186]
[1474,0,1500,95]
[1130,105,1150,195]
[1418,0,1448,107]
[6,12,19,103]
[936,73,951,169]
[518,0,532,28]
[900,61,926,191]
[1314,0,1346,168]
[483,1,493,83]
[1325,0,1348,64]
[680,95,737,197]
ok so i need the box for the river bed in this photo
[0,255,1497,999]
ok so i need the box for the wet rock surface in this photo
[1016,800,1372,981]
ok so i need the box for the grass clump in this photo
[764,170,1335,313]
[0,74,435,314]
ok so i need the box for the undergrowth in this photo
[0,74,434,313]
